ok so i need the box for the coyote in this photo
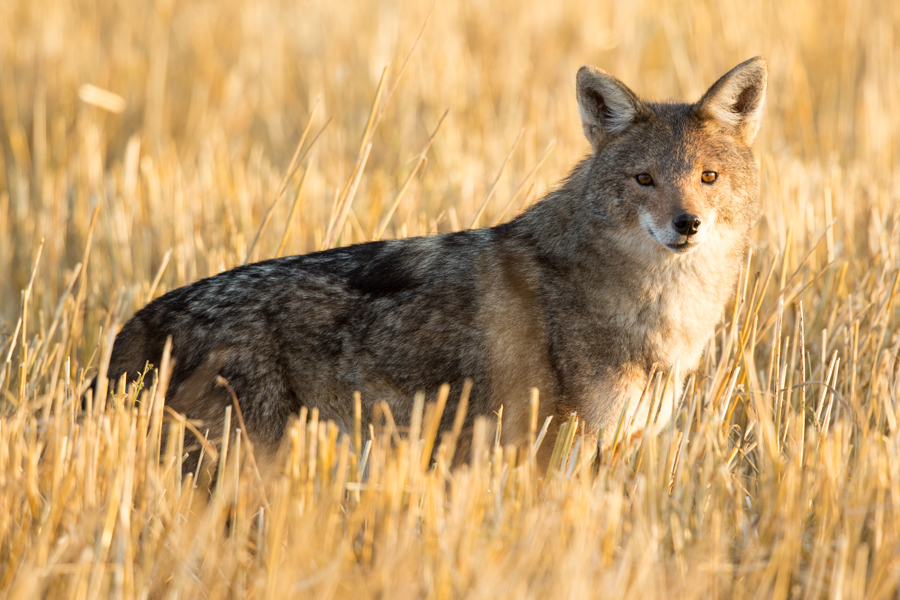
[104,57,767,468]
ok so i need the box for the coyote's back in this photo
[105,57,767,469]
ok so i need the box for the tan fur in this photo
[477,245,557,456]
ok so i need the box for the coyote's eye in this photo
[635,173,653,186]
[701,171,718,184]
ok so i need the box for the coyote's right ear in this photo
[576,66,646,151]
[696,57,767,146]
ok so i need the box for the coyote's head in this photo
[576,58,767,257]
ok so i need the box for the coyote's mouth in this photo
[642,225,699,255]
[666,241,698,254]
[638,212,704,255]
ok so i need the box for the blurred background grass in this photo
[1,0,899,597]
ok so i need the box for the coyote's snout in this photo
[641,208,706,254]
[636,173,723,255]
[102,57,767,471]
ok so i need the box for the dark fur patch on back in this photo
[440,230,472,249]
[345,241,419,296]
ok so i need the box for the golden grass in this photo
[2,0,900,597]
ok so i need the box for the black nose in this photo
[672,213,701,236]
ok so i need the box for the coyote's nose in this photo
[672,213,701,236]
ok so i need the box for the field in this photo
[2,0,900,597]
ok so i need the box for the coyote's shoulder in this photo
[106,57,767,468]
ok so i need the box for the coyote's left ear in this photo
[576,66,648,151]
[696,57,767,146]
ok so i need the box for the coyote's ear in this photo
[576,66,646,151]
[696,57,767,146]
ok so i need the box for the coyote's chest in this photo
[557,242,742,429]
[606,242,740,373]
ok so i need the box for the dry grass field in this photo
[1,0,899,597]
